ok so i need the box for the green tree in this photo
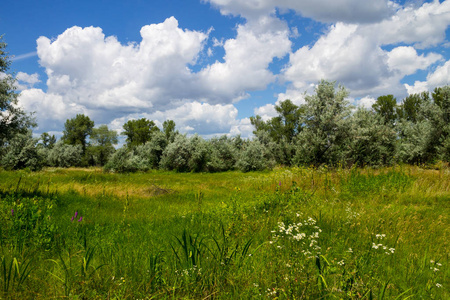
[39,132,56,149]
[162,120,178,143]
[397,92,430,123]
[89,125,118,166]
[293,80,352,166]
[62,114,94,154]
[349,108,397,166]
[250,100,303,166]
[250,100,303,143]
[372,95,398,125]
[122,118,160,148]
[0,35,35,147]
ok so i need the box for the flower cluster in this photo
[71,211,83,222]
[372,233,395,255]
[271,215,322,258]
[430,260,442,272]
[175,265,202,278]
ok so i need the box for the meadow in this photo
[0,165,448,299]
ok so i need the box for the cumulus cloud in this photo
[280,0,449,100]
[18,15,293,136]
[197,15,291,103]
[205,0,397,23]
[36,17,208,112]
[253,103,277,121]
[355,96,377,109]
[362,0,450,48]
[16,1,450,138]
[283,22,391,95]
[387,46,442,76]
[405,60,450,94]
[107,101,253,138]
[16,72,40,89]
[19,88,86,131]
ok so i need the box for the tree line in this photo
[1,36,450,172]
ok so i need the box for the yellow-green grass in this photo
[0,165,448,299]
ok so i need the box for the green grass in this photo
[0,166,448,299]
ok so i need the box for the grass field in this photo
[0,165,448,299]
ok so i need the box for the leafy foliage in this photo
[293,80,352,166]
[46,141,83,168]
[88,125,118,166]
[61,114,94,154]
[0,36,35,148]
[236,139,275,172]
[0,131,42,171]
[122,118,160,148]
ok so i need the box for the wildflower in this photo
[337,260,345,266]
[436,283,442,288]
[78,216,83,222]
[71,216,74,222]
[347,248,353,253]
[11,209,14,216]
[74,211,78,218]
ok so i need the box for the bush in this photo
[134,131,168,170]
[46,141,83,168]
[236,139,275,172]
[160,135,212,172]
[103,147,139,173]
[348,108,397,167]
[207,135,238,172]
[0,131,43,171]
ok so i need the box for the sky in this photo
[1,0,450,140]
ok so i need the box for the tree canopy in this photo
[61,114,94,154]
[0,35,35,147]
[122,118,160,148]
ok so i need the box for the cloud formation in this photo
[16,0,450,138]
[205,0,397,23]
[19,15,291,137]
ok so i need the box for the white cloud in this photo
[427,60,450,88]
[405,60,450,94]
[283,23,391,95]
[277,88,308,106]
[282,0,449,99]
[230,117,254,137]
[197,15,291,103]
[19,16,293,137]
[254,103,277,121]
[356,96,377,109]
[15,72,40,90]
[387,46,442,76]
[18,88,86,131]
[205,0,397,23]
[36,17,208,112]
[362,0,450,48]
[107,101,248,137]
[404,81,429,95]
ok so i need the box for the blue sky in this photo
[1,0,449,138]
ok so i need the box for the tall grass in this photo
[0,166,448,299]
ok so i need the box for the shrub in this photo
[103,147,139,173]
[46,141,83,168]
[236,139,275,172]
[0,131,43,171]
